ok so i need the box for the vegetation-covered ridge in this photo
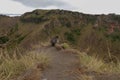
[0,9,120,58]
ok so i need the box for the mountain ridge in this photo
[0,9,120,58]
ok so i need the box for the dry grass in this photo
[0,49,50,80]
[78,74,94,80]
[79,53,120,73]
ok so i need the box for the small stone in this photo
[42,78,47,80]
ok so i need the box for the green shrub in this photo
[106,32,120,42]
[64,32,76,44]
[71,29,81,35]
[58,17,71,27]
[17,35,26,44]
[15,34,28,44]
[61,43,70,49]
[9,24,18,35]
[0,36,9,44]
[98,25,108,32]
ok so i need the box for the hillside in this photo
[0,9,120,58]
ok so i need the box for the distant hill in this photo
[0,14,22,17]
[0,9,120,58]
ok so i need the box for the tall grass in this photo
[79,53,120,73]
[0,49,50,80]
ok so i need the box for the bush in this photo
[61,43,70,49]
[64,32,76,44]
[0,36,9,44]
[71,29,81,35]
[106,32,120,42]
[17,35,26,44]
[58,17,71,27]
[9,24,18,35]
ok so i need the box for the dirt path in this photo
[38,47,120,80]
[38,47,79,80]
[16,46,120,80]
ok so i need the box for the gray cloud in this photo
[12,0,70,8]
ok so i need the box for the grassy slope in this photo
[0,49,49,80]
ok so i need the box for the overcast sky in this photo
[0,0,120,14]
